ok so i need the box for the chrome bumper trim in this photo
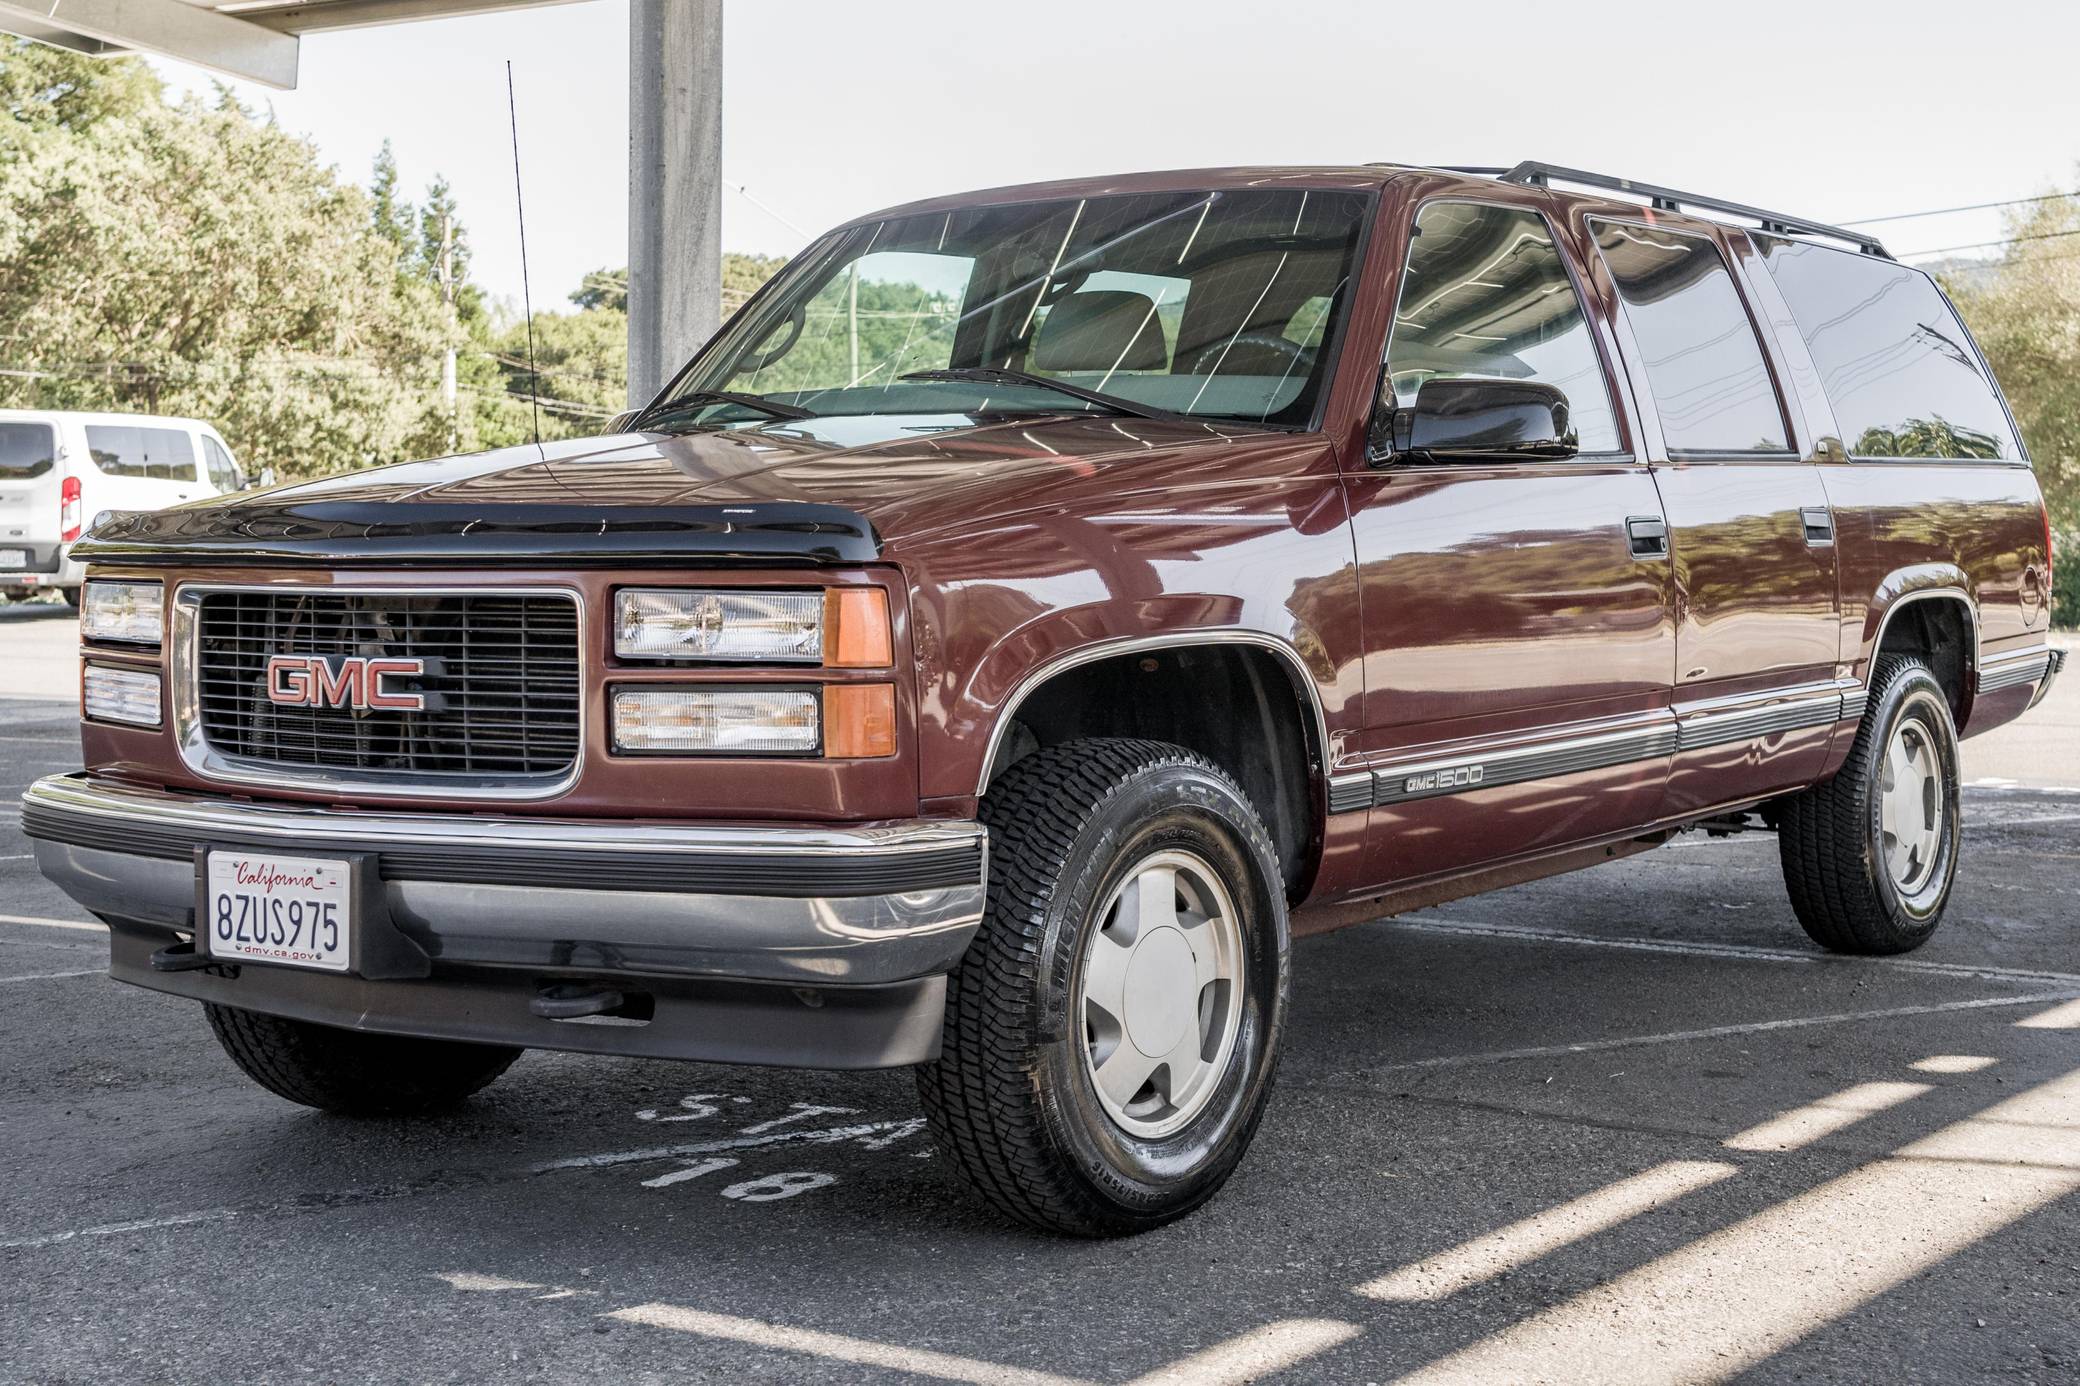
[24,774,988,987]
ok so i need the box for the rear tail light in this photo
[59,476,82,543]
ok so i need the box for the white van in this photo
[0,409,247,604]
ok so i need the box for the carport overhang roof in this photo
[0,0,583,88]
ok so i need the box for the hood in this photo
[75,412,1260,568]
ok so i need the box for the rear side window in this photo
[1753,236,2020,461]
[1592,221,1789,456]
[85,425,198,482]
[0,422,55,478]
[1385,202,1620,454]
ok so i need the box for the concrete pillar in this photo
[627,0,722,407]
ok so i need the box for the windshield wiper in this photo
[898,367,1182,423]
[632,389,815,428]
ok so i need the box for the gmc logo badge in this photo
[265,655,426,712]
[1405,765,1484,794]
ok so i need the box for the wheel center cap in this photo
[1123,925,1197,1058]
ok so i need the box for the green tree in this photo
[1944,185,2080,625]
[368,138,414,259]
[1,39,160,132]
[0,44,454,480]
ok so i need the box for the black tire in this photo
[1777,655,1962,954]
[60,587,80,609]
[917,738,1290,1236]
[205,1004,521,1115]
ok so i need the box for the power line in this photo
[1902,226,2080,261]
[1841,189,2080,227]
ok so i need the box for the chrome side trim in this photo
[1674,686,1845,752]
[975,628,1334,796]
[1840,686,1870,722]
[1327,772,1373,815]
[1977,645,2054,695]
[1368,717,1678,808]
[171,582,588,803]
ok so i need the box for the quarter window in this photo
[1592,221,1789,456]
[84,425,198,482]
[0,421,55,478]
[1385,203,1620,454]
[1753,235,2019,461]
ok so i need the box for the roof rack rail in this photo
[1444,161,1890,259]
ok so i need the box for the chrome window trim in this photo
[172,581,588,803]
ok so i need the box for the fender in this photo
[1857,564,1980,689]
[969,626,1335,798]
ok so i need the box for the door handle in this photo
[1626,515,1669,558]
[1801,506,1834,546]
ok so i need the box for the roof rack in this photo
[1434,162,1890,259]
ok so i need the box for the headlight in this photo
[614,588,892,666]
[83,663,162,727]
[617,590,823,662]
[612,686,820,754]
[80,580,164,645]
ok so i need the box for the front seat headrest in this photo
[1030,291,1169,373]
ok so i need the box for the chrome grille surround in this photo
[171,583,586,801]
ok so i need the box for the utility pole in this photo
[627,0,722,407]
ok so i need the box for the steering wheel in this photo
[1185,333,1316,377]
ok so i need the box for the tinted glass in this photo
[1754,235,2019,461]
[677,189,1371,427]
[0,422,55,478]
[202,435,241,490]
[1385,202,1619,454]
[1593,221,1789,455]
[85,425,197,482]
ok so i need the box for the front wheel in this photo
[1777,654,1962,954]
[918,738,1290,1236]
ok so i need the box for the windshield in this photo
[658,188,1372,429]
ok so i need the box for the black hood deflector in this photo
[72,499,881,568]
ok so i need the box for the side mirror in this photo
[607,410,642,434]
[1368,377,1577,466]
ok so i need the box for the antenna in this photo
[505,60,542,445]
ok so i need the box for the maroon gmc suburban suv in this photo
[26,162,2064,1235]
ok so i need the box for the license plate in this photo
[0,549,24,569]
[204,851,353,972]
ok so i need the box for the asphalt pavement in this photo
[2,597,2076,1384]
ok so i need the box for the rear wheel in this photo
[205,1005,520,1115]
[60,588,80,609]
[918,738,1290,1236]
[1777,655,1961,954]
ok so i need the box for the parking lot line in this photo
[1355,992,2080,1076]
[1354,1159,1739,1303]
[1392,916,2080,987]
[0,913,102,933]
[0,967,100,985]
[1386,1064,2080,1384]
[606,1303,1093,1386]
[1721,1080,1931,1152]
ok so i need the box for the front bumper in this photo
[22,773,988,1068]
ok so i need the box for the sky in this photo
[148,0,2080,310]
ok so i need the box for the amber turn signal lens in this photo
[824,683,896,758]
[823,588,892,669]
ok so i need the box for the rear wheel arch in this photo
[978,633,1328,900]
[1865,583,1978,721]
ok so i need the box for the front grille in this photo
[194,590,581,781]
